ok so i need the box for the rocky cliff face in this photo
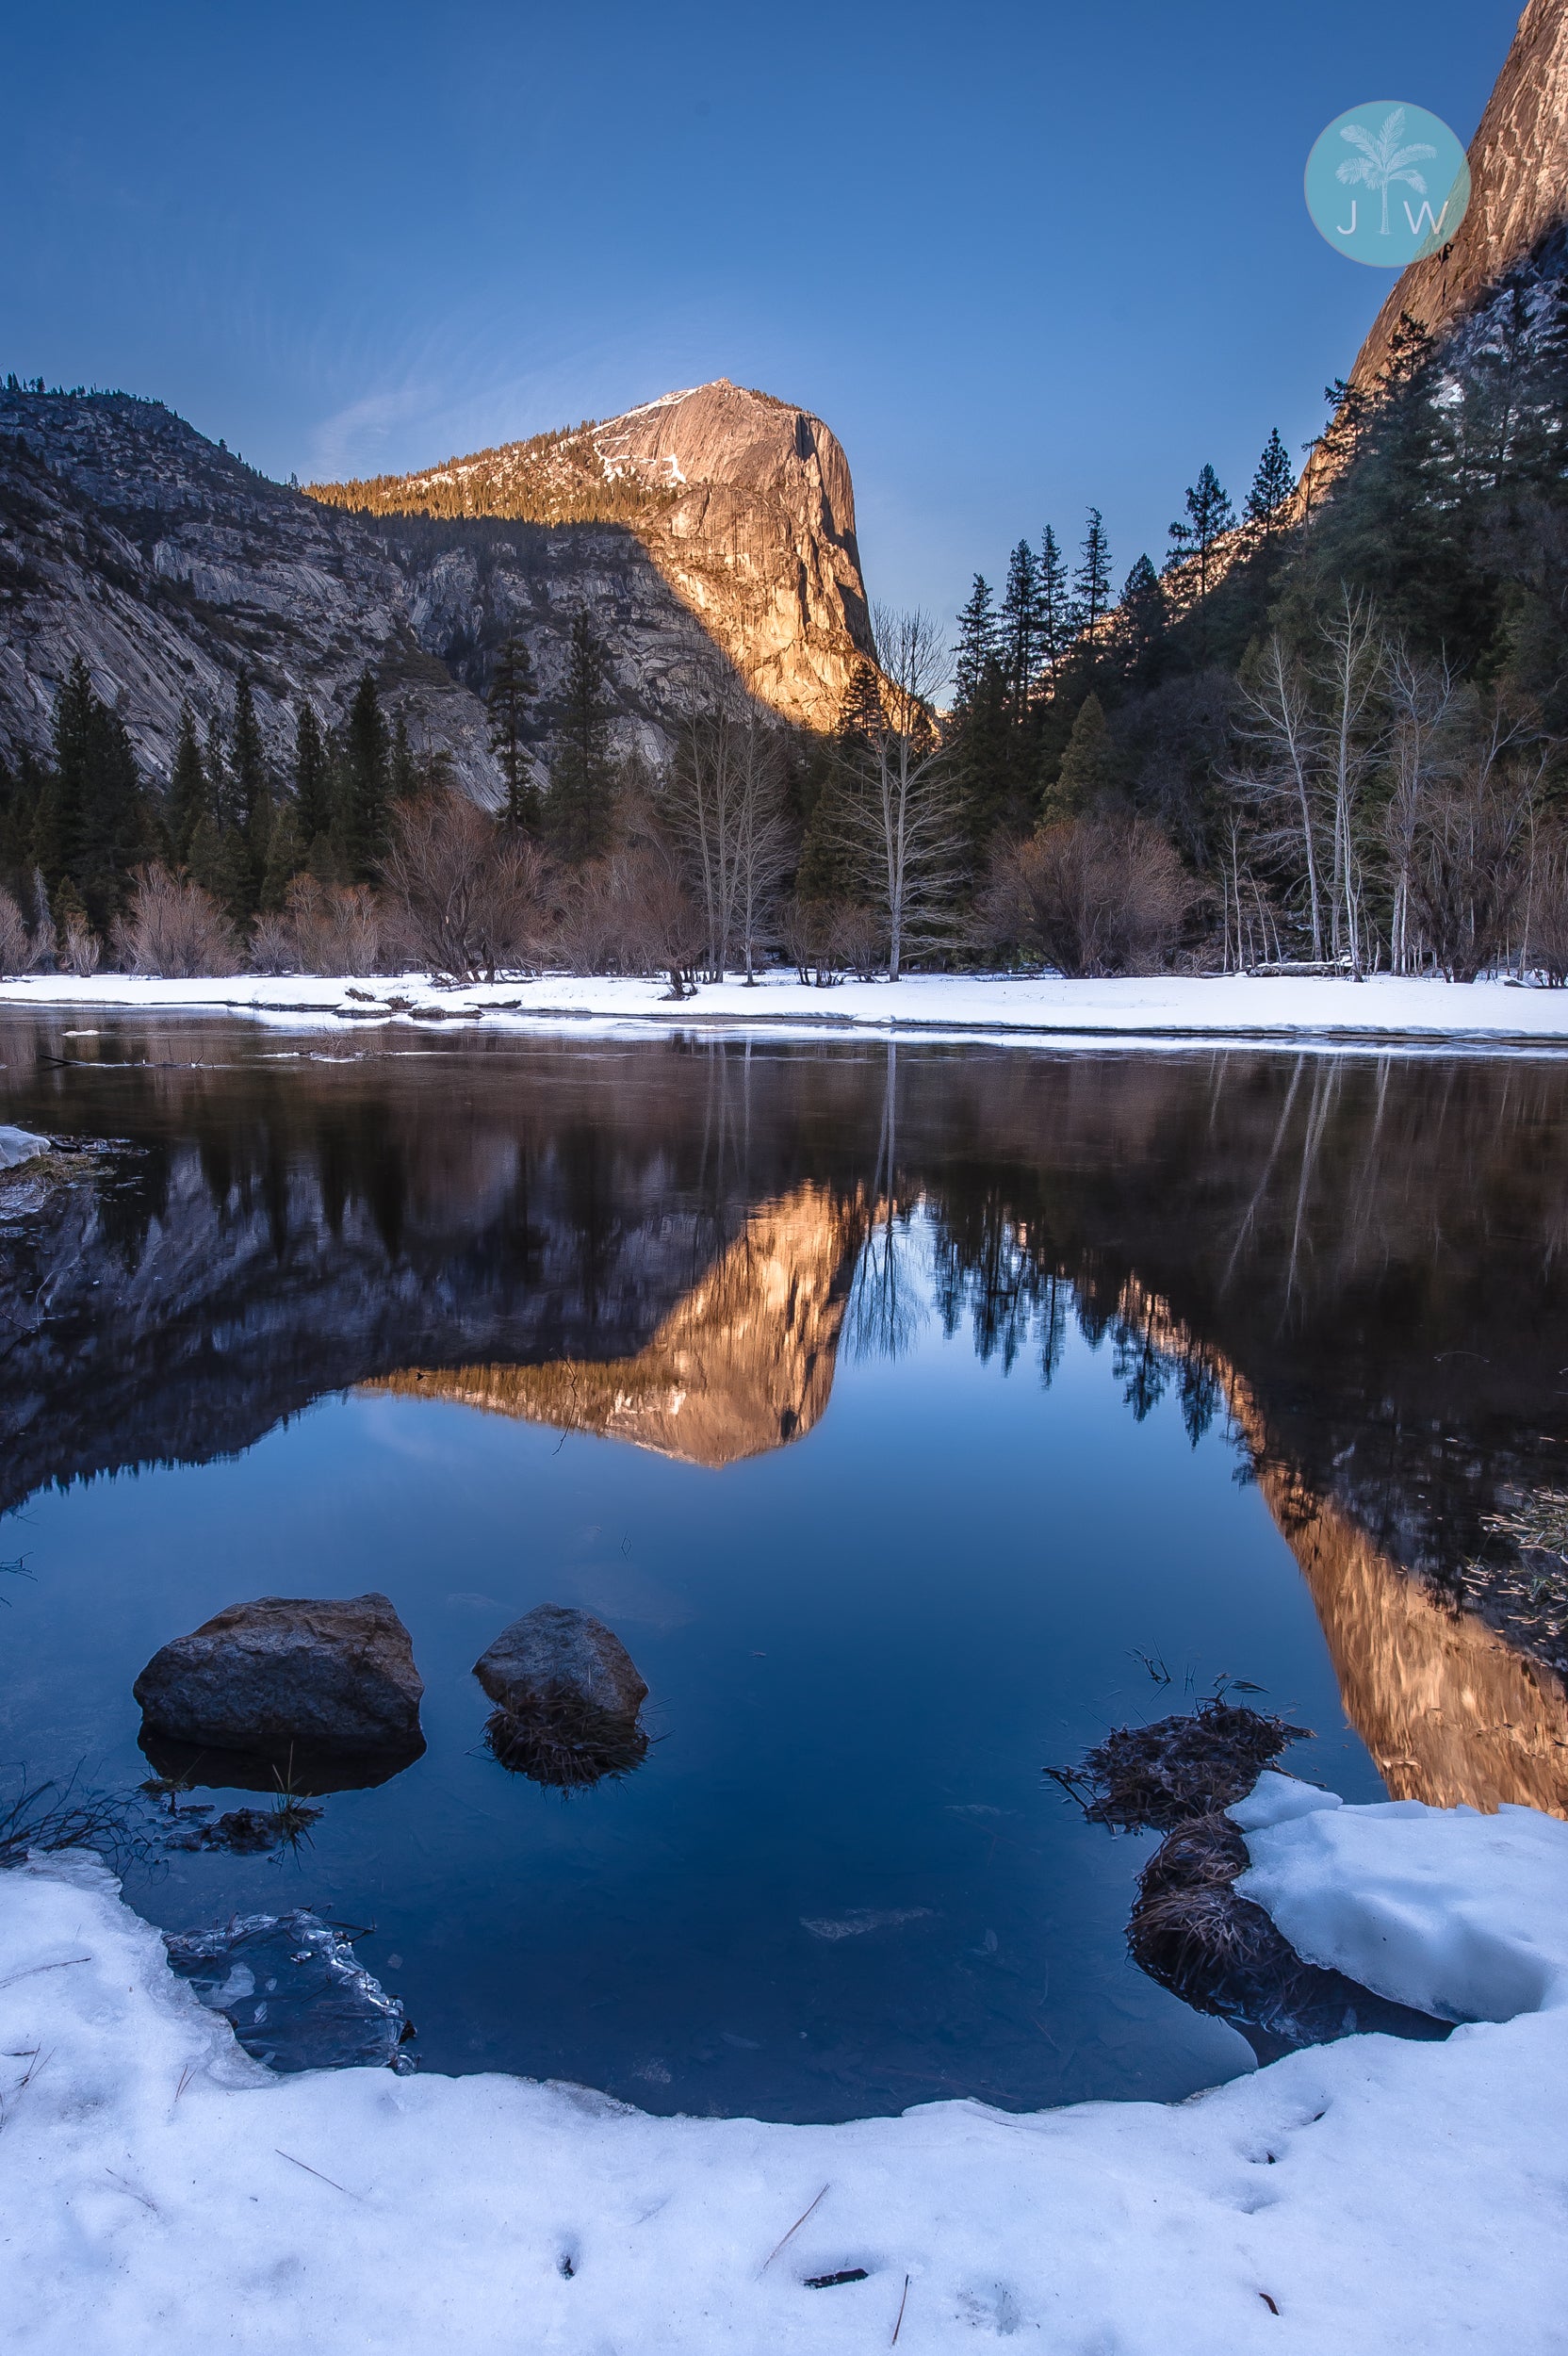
[312,381,876,733]
[1309,0,1568,488]
[0,378,873,792]
[0,391,498,793]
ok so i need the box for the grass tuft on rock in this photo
[483,1689,649,1791]
[1046,1695,1311,1832]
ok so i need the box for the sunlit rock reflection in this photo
[1115,1278,1568,1819]
[367,1185,870,1468]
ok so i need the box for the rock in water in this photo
[164,1910,411,2072]
[474,1604,648,1788]
[474,1604,647,1721]
[134,1592,423,1757]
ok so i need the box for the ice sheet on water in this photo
[163,1908,412,2073]
[0,1124,50,1170]
[799,1907,934,1940]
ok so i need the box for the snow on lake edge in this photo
[6,968,1568,1049]
[3,1782,1564,2353]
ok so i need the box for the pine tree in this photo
[260,799,302,911]
[33,655,146,929]
[1042,692,1119,823]
[32,655,95,892]
[292,699,334,843]
[187,812,225,900]
[487,633,542,829]
[999,541,1045,719]
[227,669,271,915]
[950,651,1014,875]
[390,710,419,804]
[1072,510,1113,663]
[952,577,999,709]
[231,670,267,836]
[1037,527,1071,690]
[168,703,208,861]
[341,669,391,879]
[547,609,616,864]
[1168,464,1235,599]
[1118,555,1167,683]
[1244,430,1295,534]
[204,713,236,832]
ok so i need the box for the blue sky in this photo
[3,0,1521,630]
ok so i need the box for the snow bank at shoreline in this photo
[4,1778,1565,2353]
[4,968,1568,1050]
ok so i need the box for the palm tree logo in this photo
[1335,106,1436,237]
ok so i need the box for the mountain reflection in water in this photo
[367,1186,871,1467]
[4,1016,1567,1825]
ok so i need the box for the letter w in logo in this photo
[1403,198,1449,237]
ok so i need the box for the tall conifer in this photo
[1037,528,1071,689]
[1245,430,1295,533]
[487,633,541,829]
[999,541,1045,720]
[292,699,333,844]
[547,610,615,864]
[1072,510,1113,663]
[168,703,208,861]
[341,670,391,879]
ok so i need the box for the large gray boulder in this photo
[474,1604,647,1721]
[134,1592,423,1757]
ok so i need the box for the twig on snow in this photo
[761,2182,828,2269]
[275,2149,358,2198]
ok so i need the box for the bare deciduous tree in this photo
[380,791,548,982]
[284,877,388,977]
[839,608,963,981]
[110,865,241,977]
[1229,636,1325,957]
[26,871,57,973]
[1526,828,1568,985]
[0,889,30,977]
[982,816,1198,977]
[666,683,793,981]
[60,911,102,976]
[1382,648,1461,973]
[1407,724,1534,981]
[552,842,704,996]
[1314,591,1384,973]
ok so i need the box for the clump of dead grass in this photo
[483,1688,649,1790]
[1046,1695,1310,1832]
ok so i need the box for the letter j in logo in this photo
[1305,102,1470,267]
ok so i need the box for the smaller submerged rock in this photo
[165,1909,412,2072]
[475,1603,648,1719]
[134,1592,424,1759]
[474,1604,649,1789]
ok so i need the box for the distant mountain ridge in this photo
[0,377,874,794]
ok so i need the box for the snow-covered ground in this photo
[4,968,1568,1048]
[4,1776,1564,2353]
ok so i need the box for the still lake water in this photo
[3,1014,1567,2121]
